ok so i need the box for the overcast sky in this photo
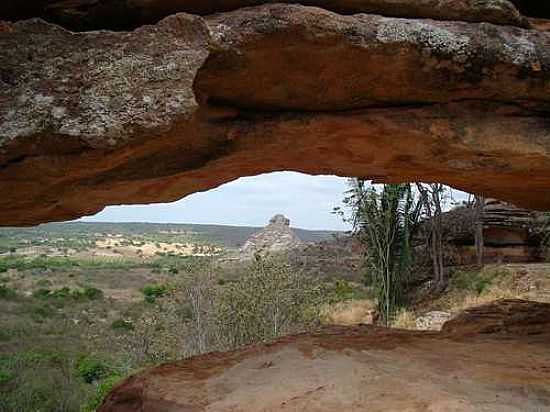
[81,172,352,231]
[81,171,471,231]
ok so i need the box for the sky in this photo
[80,172,352,231]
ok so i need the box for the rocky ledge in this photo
[99,299,550,411]
[2,1,550,225]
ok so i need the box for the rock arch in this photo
[1,0,550,226]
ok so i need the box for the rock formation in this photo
[437,199,545,264]
[2,1,550,225]
[240,214,303,257]
[99,299,550,411]
[0,0,535,31]
[415,310,452,331]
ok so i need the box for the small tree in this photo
[214,256,323,349]
[342,181,421,325]
[473,195,485,266]
[416,183,448,292]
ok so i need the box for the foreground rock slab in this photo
[2,4,550,225]
[100,300,550,412]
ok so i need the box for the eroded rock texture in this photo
[0,0,533,31]
[99,299,550,412]
[240,214,303,258]
[1,2,550,225]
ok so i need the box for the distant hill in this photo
[0,222,342,250]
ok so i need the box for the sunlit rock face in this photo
[1,0,550,227]
[99,300,550,412]
[240,214,303,258]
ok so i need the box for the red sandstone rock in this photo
[0,0,531,31]
[1,4,550,225]
[99,300,550,411]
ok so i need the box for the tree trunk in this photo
[474,195,485,266]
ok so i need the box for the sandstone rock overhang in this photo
[0,0,540,32]
[1,2,550,225]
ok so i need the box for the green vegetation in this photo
[32,286,103,301]
[215,256,325,348]
[340,181,420,324]
[111,319,134,331]
[83,373,123,412]
[0,255,144,273]
[0,222,358,411]
[77,356,110,383]
[0,284,16,299]
[327,279,371,304]
[450,268,507,295]
[0,351,94,411]
[142,284,170,303]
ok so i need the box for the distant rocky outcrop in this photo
[240,215,303,258]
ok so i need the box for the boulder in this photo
[441,298,550,336]
[415,311,452,331]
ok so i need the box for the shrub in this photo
[0,351,90,411]
[215,256,324,349]
[50,287,71,299]
[83,373,123,412]
[142,284,169,303]
[33,286,103,301]
[29,304,56,322]
[451,269,498,295]
[0,285,16,300]
[111,319,134,331]
[77,356,109,384]
[32,288,52,299]
[0,370,15,384]
[35,279,52,287]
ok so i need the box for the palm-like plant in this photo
[343,180,421,324]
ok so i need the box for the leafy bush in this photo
[0,351,91,411]
[0,285,16,300]
[32,286,103,301]
[51,287,72,299]
[0,370,15,384]
[32,288,52,299]
[450,269,503,295]
[142,284,169,303]
[83,373,123,412]
[29,304,56,322]
[77,356,109,384]
[215,256,324,349]
[111,319,134,331]
[35,278,52,287]
[327,279,369,303]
